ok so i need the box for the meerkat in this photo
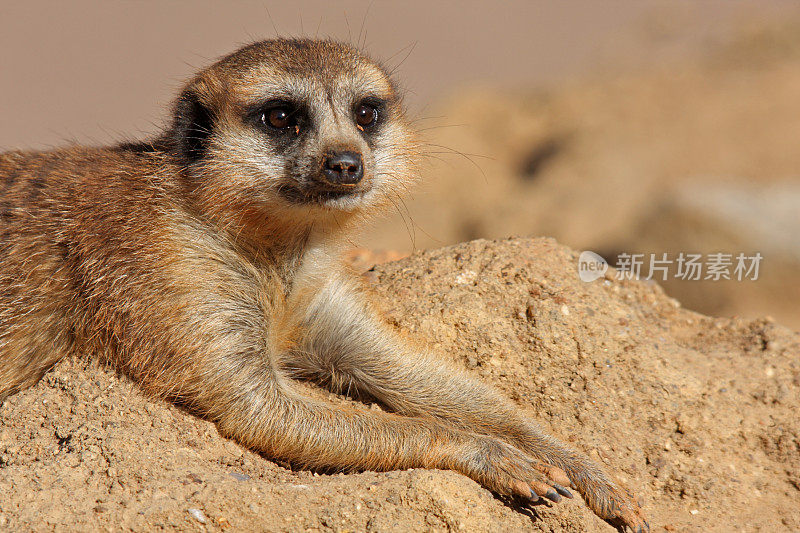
[0,39,648,531]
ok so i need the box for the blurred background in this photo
[1,1,799,328]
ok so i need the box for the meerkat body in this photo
[0,40,647,530]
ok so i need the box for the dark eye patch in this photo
[263,106,297,130]
[245,98,307,134]
[353,96,388,132]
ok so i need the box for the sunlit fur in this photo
[0,39,647,531]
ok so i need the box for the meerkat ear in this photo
[170,87,214,162]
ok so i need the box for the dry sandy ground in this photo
[1,238,798,532]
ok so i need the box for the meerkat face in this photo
[169,39,418,227]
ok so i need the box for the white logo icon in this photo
[578,251,608,282]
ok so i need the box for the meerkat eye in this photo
[354,102,378,129]
[261,106,298,130]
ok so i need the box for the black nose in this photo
[323,151,363,185]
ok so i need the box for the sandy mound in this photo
[1,238,798,531]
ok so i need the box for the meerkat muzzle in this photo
[322,150,363,186]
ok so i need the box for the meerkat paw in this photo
[585,481,649,532]
[463,437,574,504]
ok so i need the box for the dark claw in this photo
[543,489,562,503]
[632,521,649,533]
[552,483,573,498]
[527,489,543,504]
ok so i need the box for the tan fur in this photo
[0,39,647,531]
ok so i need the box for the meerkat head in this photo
[167,39,418,233]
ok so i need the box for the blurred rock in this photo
[363,18,800,327]
[627,181,800,328]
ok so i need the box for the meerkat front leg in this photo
[291,273,649,532]
[126,339,570,505]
